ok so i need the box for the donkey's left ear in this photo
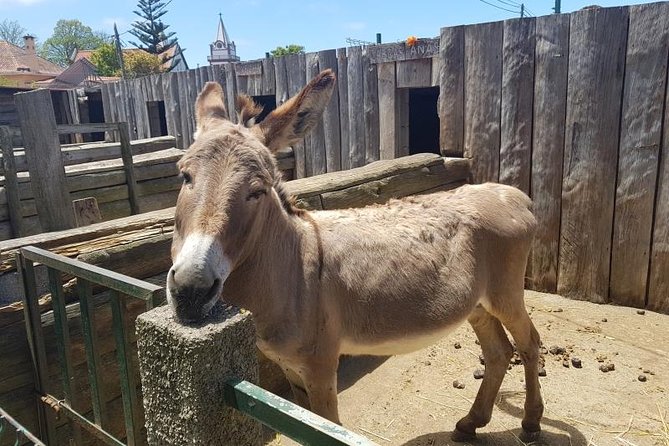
[194,82,227,139]
[255,70,335,152]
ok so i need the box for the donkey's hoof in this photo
[451,427,476,442]
[519,428,541,443]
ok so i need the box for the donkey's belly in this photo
[339,322,463,356]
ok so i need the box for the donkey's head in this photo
[167,70,336,322]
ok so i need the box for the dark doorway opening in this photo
[408,87,440,155]
[86,91,105,142]
[147,101,168,137]
[252,95,277,123]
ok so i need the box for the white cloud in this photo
[343,21,367,31]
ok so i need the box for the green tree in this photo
[129,0,179,68]
[0,19,28,47]
[124,50,163,78]
[269,45,305,57]
[40,19,109,66]
[90,42,121,76]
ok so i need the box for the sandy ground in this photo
[267,290,669,446]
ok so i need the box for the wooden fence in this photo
[101,2,669,312]
[436,3,669,313]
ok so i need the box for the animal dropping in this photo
[166,70,544,442]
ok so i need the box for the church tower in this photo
[208,13,240,64]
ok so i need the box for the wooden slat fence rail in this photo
[95,2,669,313]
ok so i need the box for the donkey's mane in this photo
[272,173,306,217]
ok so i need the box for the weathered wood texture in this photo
[499,17,535,194]
[610,2,669,308]
[396,58,432,88]
[558,6,628,303]
[347,47,365,168]
[438,25,465,157]
[0,126,23,238]
[318,50,342,173]
[363,49,380,164]
[336,48,350,171]
[377,62,397,160]
[285,53,307,178]
[14,89,76,232]
[527,13,570,293]
[464,21,503,183]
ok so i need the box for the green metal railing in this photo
[0,406,46,446]
[224,379,376,446]
[18,245,374,446]
[18,245,163,446]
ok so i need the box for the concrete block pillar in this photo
[136,304,261,446]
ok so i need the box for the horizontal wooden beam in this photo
[57,123,121,135]
[366,37,439,64]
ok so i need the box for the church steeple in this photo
[208,13,240,65]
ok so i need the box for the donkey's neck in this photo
[220,194,319,322]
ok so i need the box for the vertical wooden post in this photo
[118,122,140,215]
[0,126,24,238]
[14,89,75,232]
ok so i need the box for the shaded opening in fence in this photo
[251,95,277,123]
[408,86,440,155]
[85,92,105,142]
[146,101,168,137]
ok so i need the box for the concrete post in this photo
[136,304,261,446]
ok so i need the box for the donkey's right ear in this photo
[256,70,335,152]
[194,82,227,139]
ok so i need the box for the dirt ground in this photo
[267,290,669,446]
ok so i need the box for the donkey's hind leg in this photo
[452,305,514,442]
[496,304,544,438]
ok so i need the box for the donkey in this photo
[166,69,544,441]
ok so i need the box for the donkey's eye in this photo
[180,171,192,185]
[247,189,266,201]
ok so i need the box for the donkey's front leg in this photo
[302,358,341,424]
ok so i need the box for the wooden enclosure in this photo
[100,3,669,312]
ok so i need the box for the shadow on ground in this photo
[338,355,390,392]
[402,391,587,446]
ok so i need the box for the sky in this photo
[0,0,654,67]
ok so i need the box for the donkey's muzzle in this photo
[167,267,222,323]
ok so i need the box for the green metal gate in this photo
[18,246,374,446]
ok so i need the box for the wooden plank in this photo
[396,59,432,88]
[236,60,262,76]
[285,53,306,178]
[119,122,140,214]
[57,123,120,135]
[72,197,102,227]
[163,72,183,149]
[262,58,276,95]
[558,6,629,303]
[0,126,24,237]
[438,25,465,157]
[431,56,440,87]
[347,46,365,168]
[396,89,410,157]
[649,69,669,313]
[609,2,669,308]
[336,48,350,171]
[274,56,289,106]
[527,13,570,293]
[318,50,341,173]
[366,38,440,64]
[464,21,503,183]
[14,89,76,231]
[224,63,239,124]
[499,17,535,194]
[363,50,379,164]
[377,62,397,160]
[305,52,326,176]
[177,71,192,145]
